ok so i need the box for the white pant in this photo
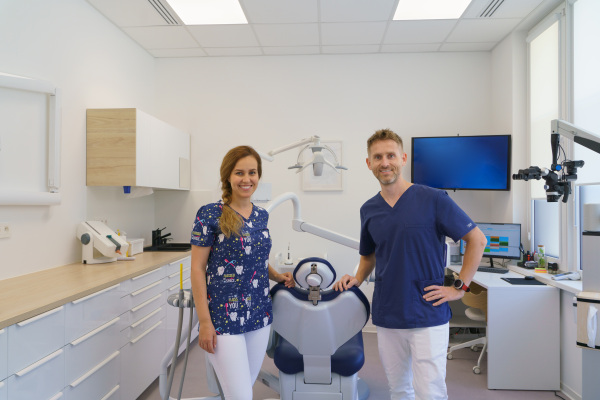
[206,326,271,400]
[377,323,449,400]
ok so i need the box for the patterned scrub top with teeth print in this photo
[190,201,273,335]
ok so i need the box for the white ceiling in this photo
[87,0,551,58]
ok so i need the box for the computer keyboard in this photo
[477,266,509,274]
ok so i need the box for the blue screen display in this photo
[411,135,511,190]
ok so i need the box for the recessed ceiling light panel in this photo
[166,0,248,25]
[393,0,472,20]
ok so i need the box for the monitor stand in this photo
[487,256,494,268]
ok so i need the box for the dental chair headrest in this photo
[293,257,336,290]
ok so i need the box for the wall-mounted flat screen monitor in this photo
[460,222,521,268]
[411,135,511,191]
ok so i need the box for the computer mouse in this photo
[524,275,535,280]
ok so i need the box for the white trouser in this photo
[377,323,449,400]
[206,325,271,400]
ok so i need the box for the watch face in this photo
[453,279,463,289]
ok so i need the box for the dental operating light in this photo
[258,136,347,176]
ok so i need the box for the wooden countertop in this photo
[0,251,191,330]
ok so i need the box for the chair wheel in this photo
[473,366,481,374]
[447,353,453,360]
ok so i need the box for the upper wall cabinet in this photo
[86,108,190,190]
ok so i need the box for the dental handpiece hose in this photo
[164,284,185,400]
[176,292,194,400]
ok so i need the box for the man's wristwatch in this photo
[453,278,470,292]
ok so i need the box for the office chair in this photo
[447,283,488,374]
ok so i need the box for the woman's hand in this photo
[279,271,295,288]
[198,320,217,353]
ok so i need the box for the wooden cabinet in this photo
[86,108,190,190]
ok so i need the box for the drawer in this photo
[166,256,191,276]
[64,316,121,384]
[121,290,166,329]
[100,384,120,400]
[7,348,65,400]
[0,329,6,381]
[122,306,166,345]
[0,379,6,400]
[8,306,65,375]
[121,319,166,400]
[122,278,165,311]
[64,351,120,400]
[121,268,165,294]
[66,283,125,343]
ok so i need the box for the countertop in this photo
[0,251,191,330]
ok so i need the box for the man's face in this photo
[366,139,407,185]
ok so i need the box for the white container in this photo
[127,238,144,256]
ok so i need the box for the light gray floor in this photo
[138,332,567,400]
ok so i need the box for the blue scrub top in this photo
[360,184,475,329]
[191,202,273,335]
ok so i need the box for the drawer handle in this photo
[48,392,63,400]
[131,307,163,329]
[132,269,160,280]
[0,381,4,389]
[70,317,120,346]
[169,278,191,291]
[169,267,190,278]
[131,280,162,297]
[72,284,119,304]
[101,385,120,400]
[131,294,162,312]
[0,328,4,334]
[17,306,63,326]
[15,349,63,377]
[69,351,120,388]
[131,320,162,344]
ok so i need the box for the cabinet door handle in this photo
[132,269,160,281]
[72,284,119,304]
[69,351,120,388]
[48,392,63,400]
[131,321,162,344]
[169,278,190,292]
[0,328,4,334]
[131,294,162,312]
[131,307,163,329]
[15,349,63,377]
[100,385,120,400]
[131,280,162,297]
[0,381,4,389]
[17,306,63,326]
[70,317,120,346]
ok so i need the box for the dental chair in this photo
[268,257,371,400]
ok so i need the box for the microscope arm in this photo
[551,119,600,156]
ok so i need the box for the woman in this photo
[190,145,294,400]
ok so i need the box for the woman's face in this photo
[229,155,259,200]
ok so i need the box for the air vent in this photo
[147,0,179,25]
[479,0,505,18]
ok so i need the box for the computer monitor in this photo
[460,222,522,268]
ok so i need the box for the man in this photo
[334,129,487,400]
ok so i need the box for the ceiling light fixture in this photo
[393,0,472,20]
[165,0,247,25]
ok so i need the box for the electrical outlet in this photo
[0,223,11,239]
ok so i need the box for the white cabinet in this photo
[86,108,190,190]
[7,348,64,400]
[0,329,6,382]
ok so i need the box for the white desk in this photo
[448,265,560,390]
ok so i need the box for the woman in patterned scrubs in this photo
[190,145,294,400]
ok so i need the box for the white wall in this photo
[155,52,496,277]
[0,0,156,280]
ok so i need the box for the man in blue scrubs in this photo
[334,129,487,400]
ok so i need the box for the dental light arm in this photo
[513,119,600,203]
[266,192,359,250]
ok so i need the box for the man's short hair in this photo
[367,129,403,155]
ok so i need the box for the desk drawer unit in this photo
[121,318,166,400]
[7,348,65,400]
[65,283,124,343]
[122,305,166,344]
[64,316,121,384]
[121,278,165,317]
[7,305,65,375]
[64,351,120,400]
[121,268,165,295]
[0,329,6,382]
